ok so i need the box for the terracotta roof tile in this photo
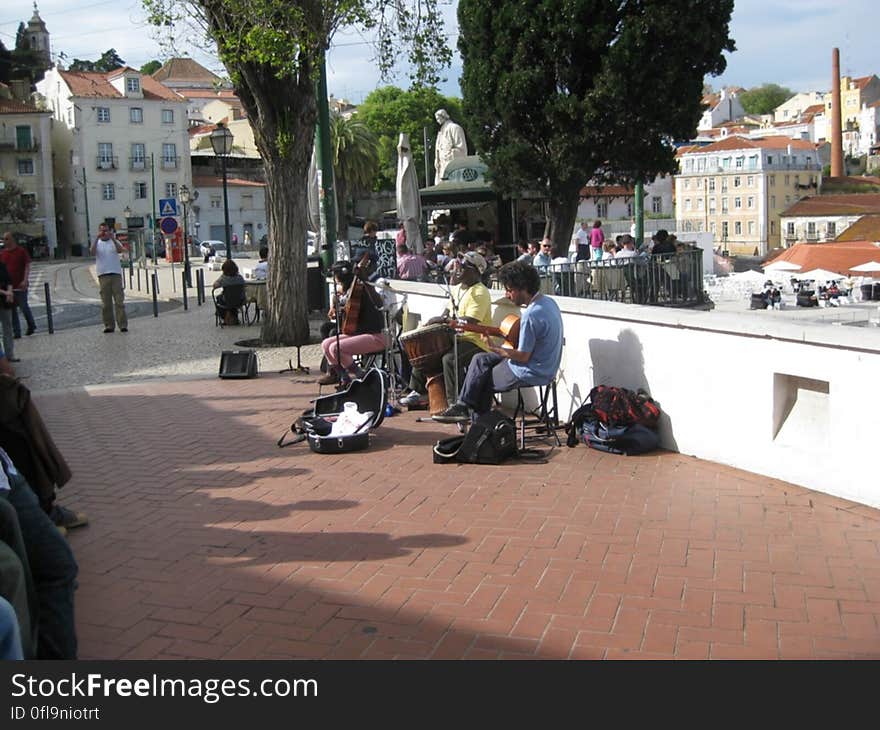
[764,240,880,274]
[685,135,819,154]
[192,175,265,188]
[834,215,880,242]
[152,58,222,84]
[0,98,43,114]
[782,194,880,217]
[577,184,633,198]
[58,68,182,102]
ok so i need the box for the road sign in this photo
[159,198,178,217]
[159,217,178,235]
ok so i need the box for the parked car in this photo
[198,240,226,259]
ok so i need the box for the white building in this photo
[675,136,822,256]
[191,174,266,247]
[773,92,825,124]
[779,193,880,246]
[37,66,191,250]
[0,95,57,254]
[697,88,746,132]
[574,176,673,231]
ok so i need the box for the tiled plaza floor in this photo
[36,374,880,660]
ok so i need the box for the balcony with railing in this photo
[0,137,40,153]
[129,157,150,172]
[160,156,179,170]
[96,156,118,170]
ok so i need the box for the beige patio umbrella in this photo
[396,132,423,254]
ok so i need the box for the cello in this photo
[341,251,372,336]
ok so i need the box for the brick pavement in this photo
[35,374,880,660]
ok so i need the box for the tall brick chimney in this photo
[831,48,844,177]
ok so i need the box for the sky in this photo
[0,0,875,102]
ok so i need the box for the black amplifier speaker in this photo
[218,350,258,379]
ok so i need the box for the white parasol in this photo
[396,132,423,254]
[730,269,769,283]
[763,260,801,272]
[849,261,880,273]
[798,268,845,281]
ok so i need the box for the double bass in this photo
[341,252,373,336]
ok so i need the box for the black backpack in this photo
[433,411,518,465]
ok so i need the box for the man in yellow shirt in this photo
[400,251,492,408]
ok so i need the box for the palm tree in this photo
[330,111,380,228]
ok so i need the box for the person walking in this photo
[0,232,36,338]
[89,224,128,333]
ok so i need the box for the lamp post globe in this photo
[122,206,132,269]
[209,122,234,261]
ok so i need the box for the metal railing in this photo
[160,156,179,170]
[96,156,118,170]
[335,240,705,308]
[129,157,150,171]
[0,138,40,153]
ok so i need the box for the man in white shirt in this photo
[89,224,128,333]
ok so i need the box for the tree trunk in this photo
[548,196,579,259]
[229,63,316,347]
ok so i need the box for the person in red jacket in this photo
[0,233,36,338]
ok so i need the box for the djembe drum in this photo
[399,324,454,414]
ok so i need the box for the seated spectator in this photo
[396,244,428,281]
[615,235,638,259]
[1,447,79,659]
[532,239,554,270]
[212,259,246,298]
[253,246,269,280]
[651,229,676,255]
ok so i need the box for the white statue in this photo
[434,109,467,184]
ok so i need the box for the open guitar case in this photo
[278,367,388,453]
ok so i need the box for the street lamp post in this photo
[209,122,234,261]
[179,184,192,286]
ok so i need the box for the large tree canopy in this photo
[144,0,450,345]
[739,83,795,116]
[357,86,466,190]
[459,0,735,253]
[69,49,126,73]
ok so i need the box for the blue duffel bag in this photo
[581,419,660,455]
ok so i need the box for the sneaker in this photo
[50,505,89,530]
[432,402,471,423]
[316,371,340,386]
[400,390,428,408]
[103,327,114,333]
[120,327,128,333]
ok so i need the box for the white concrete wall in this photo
[390,281,880,508]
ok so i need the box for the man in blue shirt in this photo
[434,260,563,422]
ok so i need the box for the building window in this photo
[786,222,795,236]
[98,142,114,168]
[697,157,706,172]
[684,179,690,190]
[697,198,704,211]
[769,175,776,186]
[210,196,221,209]
[722,157,731,170]
[708,198,715,213]
[747,176,754,187]
[734,176,741,188]
[734,221,742,235]
[807,221,816,236]
[685,199,692,212]
[684,159,693,172]
[710,222,716,235]
[651,197,662,214]
[748,155,759,170]
[161,109,174,124]
[827,221,836,238]
[17,158,35,175]
[771,195,776,208]
[134,182,147,199]
[130,107,143,123]
[747,197,754,209]
[767,155,774,165]
[770,221,776,235]
[596,201,607,218]
[722,221,729,239]
[734,197,742,209]
[102,183,115,201]
[126,77,140,93]
[721,198,729,213]
[708,179,715,192]
[784,175,790,185]
[626,202,633,217]
[748,221,755,236]
[161,143,177,168]
[15,125,32,150]
[735,156,744,169]
[721,179,728,193]
[165,182,177,199]
[97,107,110,123]
[696,178,703,190]
[130,143,146,170]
